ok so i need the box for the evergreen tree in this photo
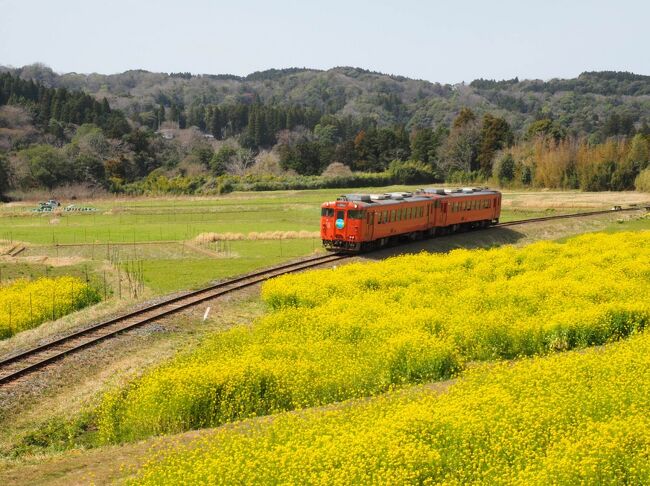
[477,114,513,176]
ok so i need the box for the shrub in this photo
[635,168,650,192]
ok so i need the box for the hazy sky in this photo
[1,0,648,83]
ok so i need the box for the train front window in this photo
[336,211,344,220]
[348,210,364,219]
[321,208,334,217]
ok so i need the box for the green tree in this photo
[526,119,566,142]
[209,146,237,175]
[0,154,11,199]
[494,153,515,184]
[20,145,73,189]
[477,114,513,176]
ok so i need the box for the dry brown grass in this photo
[501,190,650,209]
[194,230,320,243]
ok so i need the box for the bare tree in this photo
[226,148,255,176]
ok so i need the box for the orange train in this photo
[320,188,502,252]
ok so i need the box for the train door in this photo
[439,201,447,226]
[366,211,374,241]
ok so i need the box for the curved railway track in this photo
[0,253,350,387]
[0,206,645,387]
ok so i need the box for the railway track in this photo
[0,253,350,387]
[1,206,645,387]
[496,206,643,227]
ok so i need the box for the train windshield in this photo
[347,210,364,219]
[321,208,334,217]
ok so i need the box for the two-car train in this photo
[320,187,502,252]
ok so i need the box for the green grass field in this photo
[1,187,646,294]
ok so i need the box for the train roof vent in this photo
[345,194,372,202]
[385,192,413,200]
[336,195,348,201]
[369,194,389,200]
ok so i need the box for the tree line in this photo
[0,72,130,139]
[1,70,650,198]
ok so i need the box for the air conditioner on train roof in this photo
[344,194,372,202]
[421,188,446,195]
[385,192,413,199]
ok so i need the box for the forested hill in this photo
[5,64,650,137]
[1,64,650,198]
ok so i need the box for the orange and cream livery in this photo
[320,187,501,251]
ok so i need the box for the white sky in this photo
[0,0,648,83]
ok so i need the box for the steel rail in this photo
[496,207,642,227]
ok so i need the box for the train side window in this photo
[390,210,396,222]
[398,208,403,221]
[383,210,389,223]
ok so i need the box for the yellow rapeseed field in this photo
[131,329,650,485]
[0,276,100,339]
[98,231,650,444]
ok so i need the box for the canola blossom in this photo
[0,276,101,339]
[98,231,650,443]
[131,329,650,485]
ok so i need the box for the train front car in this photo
[320,195,369,252]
